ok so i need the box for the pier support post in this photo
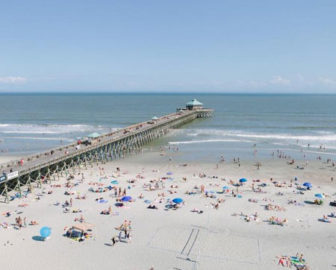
[36,170,42,188]
[15,177,22,197]
[1,184,9,203]
[27,175,33,192]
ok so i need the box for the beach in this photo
[1,147,335,270]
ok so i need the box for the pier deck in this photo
[0,107,212,202]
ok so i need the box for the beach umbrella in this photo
[88,132,100,138]
[121,196,132,202]
[40,227,51,238]
[315,193,324,199]
[223,186,229,190]
[111,180,118,185]
[167,172,173,176]
[303,182,312,188]
[172,198,183,204]
[239,178,247,183]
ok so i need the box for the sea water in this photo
[0,93,335,162]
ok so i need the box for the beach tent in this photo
[239,178,247,183]
[88,132,100,139]
[121,196,132,202]
[172,198,183,204]
[65,223,94,240]
[315,193,324,199]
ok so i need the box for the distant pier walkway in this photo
[0,100,212,202]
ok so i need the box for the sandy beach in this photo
[1,147,336,270]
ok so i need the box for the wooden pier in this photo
[0,101,212,203]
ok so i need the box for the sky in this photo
[0,0,336,93]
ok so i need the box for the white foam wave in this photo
[3,136,74,142]
[184,129,336,142]
[0,123,109,135]
[169,139,250,145]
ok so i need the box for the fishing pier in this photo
[0,100,212,202]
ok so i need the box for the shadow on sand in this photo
[304,200,314,205]
[32,236,45,241]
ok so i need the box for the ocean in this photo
[0,93,335,162]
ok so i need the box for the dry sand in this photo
[0,149,336,270]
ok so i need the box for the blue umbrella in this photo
[167,172,173,175]
[172,198,183,204]
[111,180,119,185]
[239,178,247,183]
[121,196,132,202]
[315,193,324,199]
[223,186,229,190]
[40,227,51,238]
[303,182,312,188]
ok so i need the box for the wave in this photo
[2,136,74,142]
[169,139,251,145]
[183,128,336,142]
[0,123,112,135]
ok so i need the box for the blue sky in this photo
[0,0,335,93]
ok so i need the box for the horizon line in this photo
[0,91,335,95]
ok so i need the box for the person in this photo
[126,221,132,240]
